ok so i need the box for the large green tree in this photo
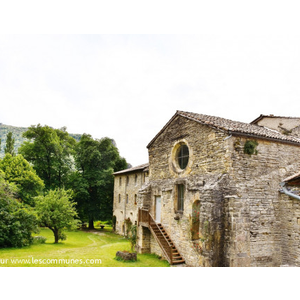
[0,171,39,248]
[19,125,76,190]
[70,134,127,229]
[0,154,44,206]
[35,188,79,243]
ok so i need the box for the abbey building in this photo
[113,111,300,267]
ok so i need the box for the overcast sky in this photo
[2,0,300,293]
[1,34,300,166]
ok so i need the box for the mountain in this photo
[0,123,82,158]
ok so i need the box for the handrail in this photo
[149,213,173,249]
[138,208,178,264]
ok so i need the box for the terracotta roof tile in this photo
[177,111,300,145]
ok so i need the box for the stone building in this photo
[251,114,300,138]
[113,163,149,235]
[113,110,300,266]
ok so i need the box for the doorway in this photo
[155,196,161,223]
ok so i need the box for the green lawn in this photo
[0,228,169,267]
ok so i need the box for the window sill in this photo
[174,211,183,220]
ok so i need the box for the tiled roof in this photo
[113,163,149,175]
[147,111,300,148]
[178,111,300,144]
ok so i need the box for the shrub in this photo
[33,236,47,244]
[0,171,39,248]
[244,140,258,155]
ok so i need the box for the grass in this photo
[0,228,170,267]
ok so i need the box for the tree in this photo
[71,134,127,229]
[129,225,137,252]
[19,125,76,190]
[4,131,15,156]
[0,171,39,248]
[34,189,79,243]
[0,154,44,206]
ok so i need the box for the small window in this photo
[119,177,122,186]
[126,194,129,204]
[177,184,185,211]
[177,144,189,170]
[126,176,129,186]
[118,194,121,203]
[134,194,137,205]
[135,174,138,185]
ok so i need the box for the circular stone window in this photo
[176,144,189,170]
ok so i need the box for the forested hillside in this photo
[0,123,81,158]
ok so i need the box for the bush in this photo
[33,236,47,244]
[0,171,39,248]
[244,140,258,155]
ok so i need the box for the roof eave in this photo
[113,164,149,176]
[250,114,265,125]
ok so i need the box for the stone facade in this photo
[251,114,300,138]
[114,110,300,266]
[113,164,149,235]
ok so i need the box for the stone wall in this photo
[292,126,300,138]
[278,191,300,266]
[113,170,148,235]
[225,136,300,266]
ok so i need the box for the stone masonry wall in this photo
[278,190,300,266]
[113,171,148,235]
[225,136,300,266]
